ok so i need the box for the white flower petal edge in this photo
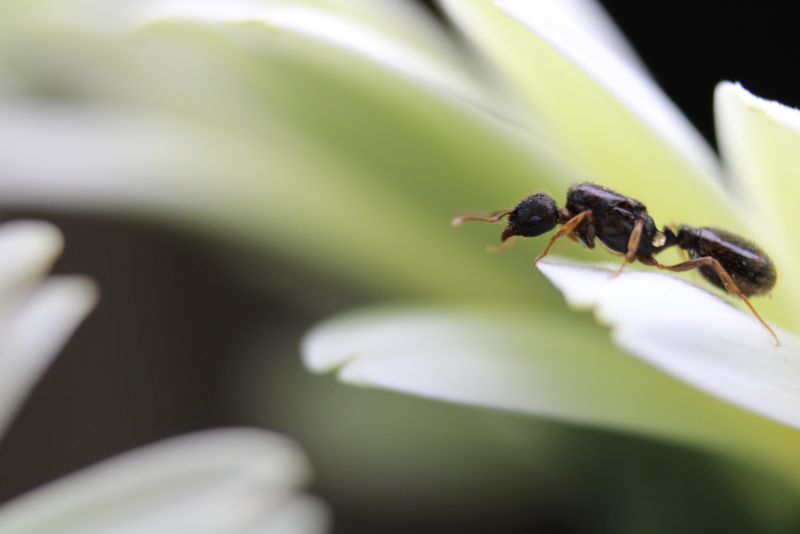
[537,260,800,431]
[0,222,98,436]
[494,0,722,188]
[127,0,484,103]
[302,302,800,483]
[526,0,644,69]
[302,306,641,420]
[0,221,63,295]
[439,0,733,226]
[715,81,800,328]
[0,428,329,534]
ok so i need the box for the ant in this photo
[453,182,780,346]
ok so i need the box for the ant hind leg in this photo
[650,256,780,347]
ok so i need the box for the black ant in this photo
[453,182,779,346]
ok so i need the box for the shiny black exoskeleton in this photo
[453,182,779,345]
[501,183,672,260]
[669,225,776,298]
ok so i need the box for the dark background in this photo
[2,2,799,533]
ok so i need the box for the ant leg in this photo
[652,257,780,347]
[452,209,512,227]
[611,219,643,278]
[486,236,518,253]
[533,211,592,265]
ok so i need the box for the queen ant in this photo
[453,182,779,346]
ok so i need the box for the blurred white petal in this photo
[0,18,576,302]
[241,495,329,534]
[302,303,800,479]
[31,0,460,67]
[0,428,329,534]
[129,2,484,102]
[439,0,733,226]
[496,0,718,183]
[253,7,482,101]
[7,0,483,105]
[537,260,800,430]
[499,0,646,70]
[0,221,63,295]
[0,221,97,436]
[715,81,800,328]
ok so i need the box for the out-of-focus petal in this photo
[0,221,98,436]
[302,302,800,487]
[538,260,800,430]
[128,1,485,103]
[715,81,800,328]
[0,221,63,295]
[0,21,576,302]
[0,428,329,534]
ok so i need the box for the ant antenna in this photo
[451,210,512,227]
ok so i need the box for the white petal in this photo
[715,82,800,328]
[248,6,483,102]
[0,220,97,436]
[30,0,484,104]
[240,495,329,534]
[27,0,457,61]
[440,0,733,226]
[0,277,98,436]
[302,302,800,483]
[537,260,800,430]
[0,428,329,534]
[0,22,573,302]
[497,0,714,176]
[501,0,646,75]
[0,221,63,296]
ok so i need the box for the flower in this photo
[298,0,800,492]
[0,221,328,532]
[3,0,800,516]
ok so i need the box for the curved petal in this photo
[0,22,576,302]
[130,1,485,103]
[0,221,63,296]
[0,428,329,534]
[715,82,800,328]
[538,260,800,426]
[13,0,460,68]
[440,0,735,226]
[495,0,646,70]
[0,221,98,437]
[0,277,98,437]
[0,0,485,105]
[302,302,800,488]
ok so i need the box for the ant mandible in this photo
[452,182,779,346]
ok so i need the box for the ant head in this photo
[502,193,559,241]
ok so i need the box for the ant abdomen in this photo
[674,225,776,297]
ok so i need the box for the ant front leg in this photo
[533,211,592,265]
[611,218,643,278]
[648,256,780,347]
[486,236,518,253]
